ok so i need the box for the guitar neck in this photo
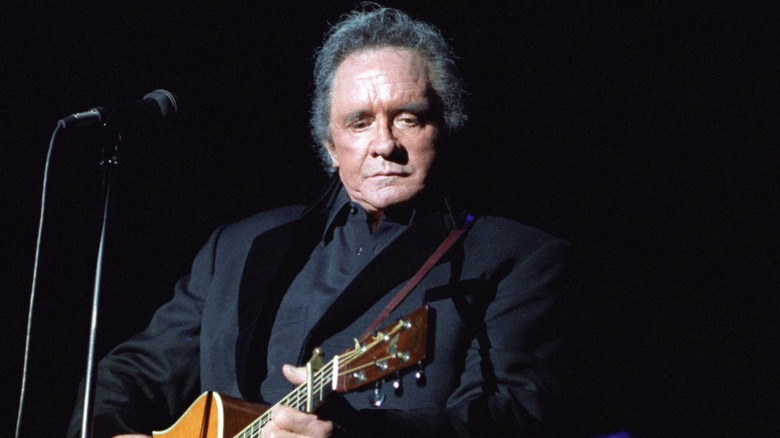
[232,305,429,437]
[234,357,337,437]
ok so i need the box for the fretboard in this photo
[234,356,338,438]
[231,307,427,438]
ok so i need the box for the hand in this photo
[261,365,334,437]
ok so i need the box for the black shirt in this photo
[259,189,417,404]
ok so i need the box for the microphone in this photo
[58,89,178,129]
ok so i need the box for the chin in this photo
[353,181,424,210]
[373,191,419,209]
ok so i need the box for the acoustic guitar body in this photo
[153,306,429,437]
[152,392,267,438]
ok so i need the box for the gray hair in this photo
[310,6,467,171]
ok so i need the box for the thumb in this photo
[282,364,307,385]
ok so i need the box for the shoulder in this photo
[460,214,571,275]
[467,215,566,251]
[205,205,309,254]
[225,205,308,235]
[469,215,555,239]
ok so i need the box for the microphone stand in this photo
[80,134,121,438]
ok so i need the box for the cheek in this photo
[333,137,369,166]
[331,145,366,181]
[410,135,438,170]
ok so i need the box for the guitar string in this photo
[235,319,409,437]
[236,359,337,437]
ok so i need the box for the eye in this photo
[395,114,420,127]
[348,119,371,131]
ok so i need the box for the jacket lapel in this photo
[234,176,342,397]
[235,212,326,398]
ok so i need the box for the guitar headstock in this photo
[333,305,428,393]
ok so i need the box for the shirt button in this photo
[374,244,382,254]
[357,247,363,256]
[350,205,358,215]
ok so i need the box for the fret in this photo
[226,307,427,438]
[234,356,337,438]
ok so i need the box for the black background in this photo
[2,1,778,436]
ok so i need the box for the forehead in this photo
[331,47,431,98]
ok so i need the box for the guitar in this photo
[151,305,429,438]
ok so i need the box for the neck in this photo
[367,210,382,232]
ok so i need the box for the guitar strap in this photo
[359,214,475,338]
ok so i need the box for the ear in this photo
[323,140,340,169]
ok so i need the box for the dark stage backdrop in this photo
[2,2,778,436]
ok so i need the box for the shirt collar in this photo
[321,189,354,243]
[321,186,450,243]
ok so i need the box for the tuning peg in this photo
[392,372,403,396]
[415,362,426,387]
[369,381,386,407]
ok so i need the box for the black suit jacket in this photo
[69,187,571,437]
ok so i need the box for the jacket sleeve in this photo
[442,237,571,436]
[67,226,226,438]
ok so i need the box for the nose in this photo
[369,117,398,159]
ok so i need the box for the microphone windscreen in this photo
[143,89,178,119]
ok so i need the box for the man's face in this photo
[325,47,439,215]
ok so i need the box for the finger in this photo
[282,364,307,385]
[271,405,333,437]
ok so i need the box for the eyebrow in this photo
[397,101,430,115]
[342,110,370,125]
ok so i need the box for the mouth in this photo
[368,168,410,177]
[367,172,407,179]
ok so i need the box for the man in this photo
[69,6,571,437]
